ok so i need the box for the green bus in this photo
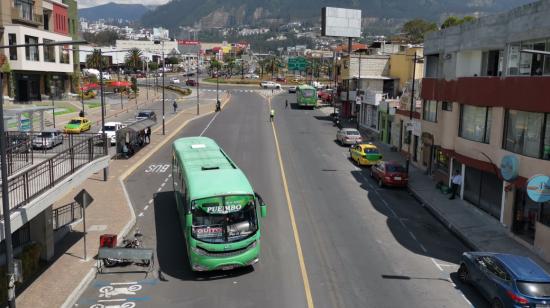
[296,85,317,108]
[172,136,267,271]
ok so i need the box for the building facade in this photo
[421,0,550,261]
[0,0,75,102]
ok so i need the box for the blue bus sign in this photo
[500,155,519,181]
[527,174,550,203]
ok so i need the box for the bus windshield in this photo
[191,195,258,244]
[301,89,315,98]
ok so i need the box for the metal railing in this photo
[0,134,107,218]
[52,202,82,231]
[4,132,33,176]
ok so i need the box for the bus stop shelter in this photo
[115,119,155,158]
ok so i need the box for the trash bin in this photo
[99,234,117,248]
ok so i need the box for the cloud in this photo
[78,0,170,9]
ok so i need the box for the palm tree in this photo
[86,49,105,69]
[209,58,222,77]
[225,57,236,77]
[125,48,143,72]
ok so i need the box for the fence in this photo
[0,133,107,218]
[52,202,82,230]
[4,132,33,176]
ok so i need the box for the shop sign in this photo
[500,155,519,181]
[527,174,550,203]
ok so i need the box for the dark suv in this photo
[136,110,157,122]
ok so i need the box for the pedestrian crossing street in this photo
[199,88,285,96]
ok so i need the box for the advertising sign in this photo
[500,155,519,181]
[177,40,200,46]
[321,7,362,38]
[527,174,550,203]
[19,118,31,132]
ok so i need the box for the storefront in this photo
[14,72,41,102]
[421,132,434,173]
[463,166,503,219]
[378,101,392,144]
[432,147,450,184]
[512,175,550,244]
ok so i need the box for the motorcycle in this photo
[103,231,151,267]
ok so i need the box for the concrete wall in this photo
[389,48,424,92]
[425,1,550,55]
[341,55,390,79]
[456,50,482,78]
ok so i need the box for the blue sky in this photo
[79,0,169,9]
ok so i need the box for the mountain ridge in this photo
[79,2,153,22]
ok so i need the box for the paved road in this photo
[75,89,488,307]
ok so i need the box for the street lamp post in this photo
[80,75,85,115]
[405,51,417,174]
[216,66,219,104]
[51,86,56,128]
[196,50,200,115]
[97,49,108,181]
[154,39,166,135]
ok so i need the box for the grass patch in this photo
[86,102,101,109]
[203,78,261,85]
[54,105,77,116]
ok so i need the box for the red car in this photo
[186,79,198,86]
[275,77,287,83]
[370,161,408,188]
[318,89,333,102]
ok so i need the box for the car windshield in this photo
[137,112,150,118]
[386,165,405,173]
[364,148,379,154]
[346,130,360,135]
[191,195,258,244]
[103,125,116,131]
[68,120,81,125]
[37,132,53,137]
[302,89,315,97]
[517,281,550,297]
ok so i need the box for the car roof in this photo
[70,117,86,120]
[138,110,154,113]
[105,122,122,126]
[486,253,550,281]
[341,128,359,132]
[358,143,377,149]
[41,128,61,132]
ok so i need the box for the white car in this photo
[260,81,281,89]
[98,122,125,145]
[170,77,181,84]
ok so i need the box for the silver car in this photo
[33,128,63,149]
[336,128,363,146]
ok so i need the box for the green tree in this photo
[165,56,180,65]
[85,49,107,69]
[441,16,476,29]
[125,48,143,72]
[401,19,438,44]
[225,57,236,77]
[82,30,119,46]
[209,58,222,76]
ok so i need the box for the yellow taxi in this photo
[64,117,92,134]
[349,143,383,166]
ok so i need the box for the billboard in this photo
[177,40,200,46]
[321,7,362,38]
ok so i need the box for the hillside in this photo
[79,2,152,22]
[140,0,535,31]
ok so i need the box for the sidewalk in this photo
[324,108,550,272]
[15,92,230,308]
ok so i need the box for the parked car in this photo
[245,74,259,79]
[100,72,111,80]
[64,117,92,134]
[135,72,146,78]
[349,143,383,167]
[336,128,363,145]
[276,76,287,83]
[288,86,297,93]
[311,81,324,89]
[32,128,63,149]
[170,77,181,84]
[260,81,281,89]
[370,161,407,187]
[186,79,198,86]
[458,252,550,308]
[318,89,334,102]
[98,122,125,145]
[136,110,157,122]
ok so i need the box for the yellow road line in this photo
[269,96,315,308]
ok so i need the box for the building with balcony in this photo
[0,0,76,102]
[420,0,550,261]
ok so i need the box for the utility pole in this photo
[405,51,417,174]
[196,50,200,115]
[80,76,84,115]
[356,52,361,130]
[162,41,165,135]
[98,49,108,181]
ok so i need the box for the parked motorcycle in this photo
[103,231,151,267]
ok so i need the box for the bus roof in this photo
[172,136,254,200]
[297,84,316,91]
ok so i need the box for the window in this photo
[25,35,39,61]
[442,101,453,111]
[15,0,33,21]
[504,110,550,159]
[59,45,70,64]
[423,100,437,122]
[507,43,520,75]
[481,50,502,76]
[8,34,17,61]
[43,39,55,62]
[459,105,491,143]
[508,40,550,76]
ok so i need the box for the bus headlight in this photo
[191,246,207,256]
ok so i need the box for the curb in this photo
[407,185,480,251]
[60,93,232,308]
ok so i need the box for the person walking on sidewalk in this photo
[449,170,462,200]
[285,99,288,109]
[144,127,151,144]
[270,109,275,122]
[173,100,178,113]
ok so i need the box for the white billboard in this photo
[321,7,362,38]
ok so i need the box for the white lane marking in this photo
[98,299,127,303]
[168,174,172,178]
[138,212,144,217]
[148,199,153,204]
[157,187,162,192]
[144,205,149,211]
[431,258,443,271]
[164,178,169,183]
[199,112,220,136]
[160,182,166,188]
[461,294,472,306]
